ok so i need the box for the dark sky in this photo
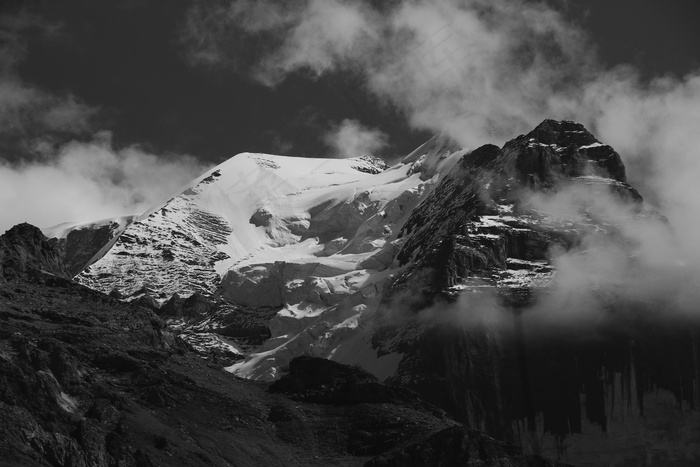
[6,0,419,162]
[2,0,698,165]
[571,0,700,77]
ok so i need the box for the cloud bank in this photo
[0,133,211,233]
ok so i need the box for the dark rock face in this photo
[501,119,630,188]
[372,120,700,465]
[353,155,391,174]
[366,426,564,467]
[158,292,214,321]
[0,239,185,466]
[0,223,70,280]
[48,221,126,277]
[527,120,598,148]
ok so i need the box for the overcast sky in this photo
[1,0,700,232]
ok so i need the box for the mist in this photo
[519,182,699,333]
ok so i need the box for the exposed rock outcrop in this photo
[0,223,70,281]
[47,220,130,277]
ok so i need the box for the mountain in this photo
[40,119,700,466]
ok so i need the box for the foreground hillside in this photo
[0,223,560,466]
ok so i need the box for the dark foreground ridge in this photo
[0,225,564,466]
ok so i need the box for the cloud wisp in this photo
[323,118,388,158]
[183,0,596,145]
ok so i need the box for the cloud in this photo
[0,79,96,136]
[580,73,700,248]
[180,0,305,72]
[323,118,388,158]
[253,0,378,85]
[182,0,596,145]
[183,1,700,322]
[0,132,212,233]
[509,177,700,336]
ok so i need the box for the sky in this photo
[1,0,700,232]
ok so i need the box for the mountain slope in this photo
[1,224,565,466]
[44,120,700,465]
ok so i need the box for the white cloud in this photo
[181,0,700,324]
[183,0,596,144]
[0,134,211,233]
[323,118,387,158]
[255,0,377,85]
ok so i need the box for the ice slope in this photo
[70,144,464,380]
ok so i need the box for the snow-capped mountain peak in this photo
[38,120,700,465]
